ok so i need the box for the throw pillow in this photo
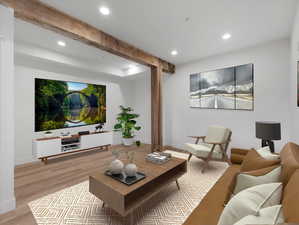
[240,149,280,172]
[225,165,280,205]
[233,166,281,195]
[233,205,284,225]
[217,183,283,225]
[256,146,280,160]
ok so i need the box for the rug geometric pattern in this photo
[29,151,228,225]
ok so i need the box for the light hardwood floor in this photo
[0,144,152,225]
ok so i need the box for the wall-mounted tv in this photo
[35,78,106,132]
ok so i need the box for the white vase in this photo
[122,137,134,146]
[109,159,124,175]
[124,163,137,177]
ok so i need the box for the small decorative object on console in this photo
[44,131,54,138]
[124,151,137,177]
[78,131,90,136]
[109,150,124,175]
[95,123,104,133]
[146,152,172,164]
[60,131,71,137]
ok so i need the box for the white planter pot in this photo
[122,137,134,146]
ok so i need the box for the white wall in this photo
[14,59,139,165]
[131,73,151,144]
[290,3,299,143]
[164,39,291,152]
[0,5,16,214]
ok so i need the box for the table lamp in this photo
[255,121,281,153]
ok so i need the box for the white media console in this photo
[33,131,113,164]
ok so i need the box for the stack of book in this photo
[146,152,172,164]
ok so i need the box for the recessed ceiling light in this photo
[171,50,178,56]
[57,41,66,47]
[99,6,110,15]
[222,33,231,40]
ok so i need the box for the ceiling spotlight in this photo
[57,41,66,47]
[171,50,178,56]
[99,6,110,15]
[222,33,231,40]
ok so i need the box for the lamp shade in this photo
[256,121,281,140]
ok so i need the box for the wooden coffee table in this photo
[89,151,187,217]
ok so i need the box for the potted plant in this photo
[114,105,141,146]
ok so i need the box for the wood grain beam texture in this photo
[0,0,175,73]
[151,65,163,150]
[0,0,171,149]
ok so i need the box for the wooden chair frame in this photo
[188,131,232,173]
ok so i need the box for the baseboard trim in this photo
[0,196,16,214]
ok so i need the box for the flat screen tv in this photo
[35,78,106,132]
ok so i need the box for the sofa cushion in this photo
[233,205,284,225]
[225,165,281,204]
[231,153,246,164]
[282,169,299,223]
[231,148,250,156]
[280,142,299,185]
[240,149,280,172]
[182,165,240,225]
[217,183,283,225]
[233,166,281,195]
[256,146,280,160]
[230,148,249,164]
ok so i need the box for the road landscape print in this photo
[190,63,254,110]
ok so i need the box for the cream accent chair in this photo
[185,126,232,173]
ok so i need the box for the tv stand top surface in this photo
[36,131,110,141]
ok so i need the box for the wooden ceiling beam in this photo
[0,0,175,74]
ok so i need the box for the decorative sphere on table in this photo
[124,163,137,177]
[109,159,124,175]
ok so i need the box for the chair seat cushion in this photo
[185,143,223,159]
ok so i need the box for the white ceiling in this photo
[39,0,298,64]
[14,20,148,77]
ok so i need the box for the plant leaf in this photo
[114,124,122,129]
[135,126,141,130]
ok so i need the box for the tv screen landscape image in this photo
[35,78,106,132]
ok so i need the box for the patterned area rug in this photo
[29,151,228,225]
